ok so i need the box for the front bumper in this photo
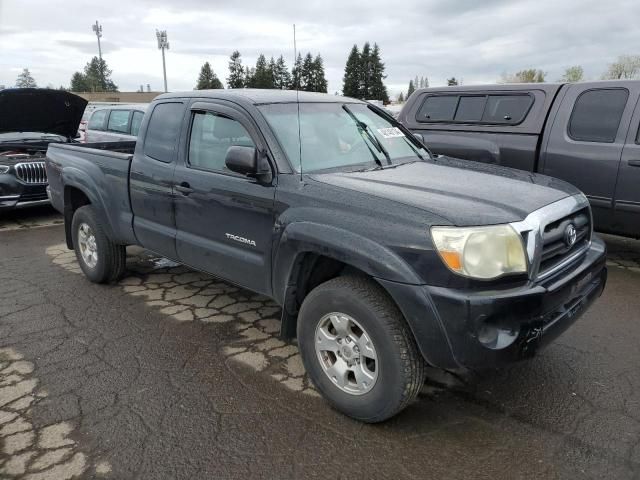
[0,175,49,210]
[379,235,607,369]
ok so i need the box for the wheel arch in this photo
[61,168,115,249]
[273,222,422,339]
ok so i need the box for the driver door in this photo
[172,101,277,295]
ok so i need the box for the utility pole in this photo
[92,21,103,61]
[156,30,169,92]
[92,21,104,91]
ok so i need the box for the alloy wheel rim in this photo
[314,312,378,395]
[77,223,98,268]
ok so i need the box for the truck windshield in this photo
[258,103,429,172]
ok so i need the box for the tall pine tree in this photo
[407,80,415,98]
[310,54,328,93]
[359,42,372,99]
[195,62,223,89]
[248,54,274,88]
[227,50,245,88]
[300,53,314,91]
[342,42,389,101]
[368,43,389,103]
[342,45,360,97]
[15,68,37,88]
[69,57,117,92]
[273,55,291,89]
[290,53,303,90]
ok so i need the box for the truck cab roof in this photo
[155,89,364,106]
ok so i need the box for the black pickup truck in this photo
[399,81,640,238]
[46,90,606,422]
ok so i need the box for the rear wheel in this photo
[71,205,126,283]
[297,275,425,422]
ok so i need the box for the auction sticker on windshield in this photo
[377,127,405,138]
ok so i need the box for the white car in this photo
[84,104,148,143]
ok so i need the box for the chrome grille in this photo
[539,208,591,274]
[15,162,47,184]
[510,195,592,281]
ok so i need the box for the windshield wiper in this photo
[342,105,391,166]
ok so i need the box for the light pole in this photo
[156,30,169,92]
[92,21,103,61]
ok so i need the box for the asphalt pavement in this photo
[0,210,639,479]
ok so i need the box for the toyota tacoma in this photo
[45,90,607,422]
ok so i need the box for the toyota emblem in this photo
[564,223,577,247]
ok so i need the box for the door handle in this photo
[628,160,640,167]
[174,182,194,195]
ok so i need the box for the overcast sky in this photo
[0,0,637,97]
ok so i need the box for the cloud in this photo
[0,0,637,94]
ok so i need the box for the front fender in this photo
[272,221,422,305]
[273,221,457,367]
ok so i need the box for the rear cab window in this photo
[143,103,184,163]
[568,88,629,143]
[416,93,534,125]
[130,111,144,136]
[88,110,107,130]
[107,110,131,133]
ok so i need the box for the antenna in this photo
[293,24,303,179]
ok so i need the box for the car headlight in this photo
[431,225,527,279]
[0,165,9,174]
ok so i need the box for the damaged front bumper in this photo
[379,235,607,369]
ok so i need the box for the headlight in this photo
[0,165,9,174]
[431,225,527,279]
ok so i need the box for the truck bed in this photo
[46,141,138,246]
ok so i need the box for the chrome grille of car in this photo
[15,162,48,184]
[538,208,591,275]
[510,195,592,281]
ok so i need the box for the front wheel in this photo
[71,205,126,283]
[297,275,425,422]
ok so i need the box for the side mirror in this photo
[225,146,271,181]
[412,132,424,143]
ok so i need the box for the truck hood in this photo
[309,157,581,226]
[0,88,87,138]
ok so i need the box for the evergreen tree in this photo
[244,67,255,88]
[195,62,223,89]
[414,76,419,91]
[368,43,389,103]
[342,45,360,97]
[273,55,292,90]
[310,54,328,93]
[70,71,90,91]
[424,76,429,88]
[290,53,303,90]
[407,80,415,98]
[268,57,277,88]
[15,68,37,88]
[227,50,245,88]
[359,42,372,98]
[419,76,424,88]
[74,57,118,92]
[300,53,314,91]
[248,54,274,88]
[447,77,459,86]
[398,91,405,102]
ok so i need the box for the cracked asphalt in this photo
[1,209,639,479]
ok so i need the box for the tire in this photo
[71,205,126,284]
[297,275,425,422]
